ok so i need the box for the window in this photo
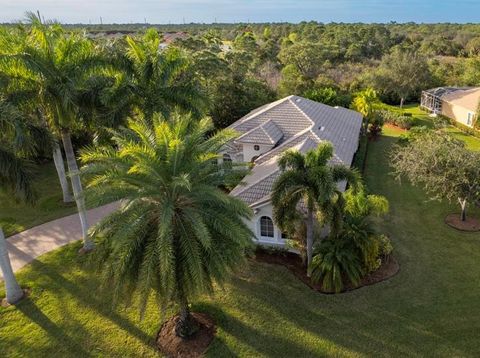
[260,216,274,238]
[253,145,260,151]
[467,112,474,126]
[281,232,288,239]
[223,153,232,167]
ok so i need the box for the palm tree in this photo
[0,13,105,252]
[272,142,360,275]
[0,149,35,304]
[0,99,38,304]
[0,19,74,204]
[310,187,389,292]
[106,28,206,125]
[351,88,381,132]
[80,113,253,338]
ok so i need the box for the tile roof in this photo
[236,119,283,145]
[442,87,480,112]
[230,95,363,207]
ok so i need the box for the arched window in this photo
[254,145,260,151]
[223,153,232,167]
[260,216,274,238]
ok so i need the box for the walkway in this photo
[0,202,119,280]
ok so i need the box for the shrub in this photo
[368,111,385,138]
[310,237,363,293]
[398,125,430,143]
[378,110,415,130]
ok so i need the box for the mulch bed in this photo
[254,249,399,294]
[445,213,480,232]
[156,312,216,358]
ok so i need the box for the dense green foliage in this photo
[271,143,360,272]
[391,130,480,221]
[80,114,253,336]
[311,186,390,293]
[2,127,480,356]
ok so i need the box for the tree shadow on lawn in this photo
[15,299,92,357]
[25,256,153,347]
[197,302,323,357]
[214,262,473,357]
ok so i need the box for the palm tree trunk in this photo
[52,142,74,203]
[0,227,24,304]
[60,129,94,252]
[174,296,197,338]
[306,206,314,277]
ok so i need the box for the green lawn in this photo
[386,103,480,151]
[0,162,77,237]
[1,130,480,357]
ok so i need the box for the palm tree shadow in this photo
[27,257,152,346]
[16,299,92,357]
[197,302,322,357]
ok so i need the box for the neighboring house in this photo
[225,95,363,246]
[421,87,480,127]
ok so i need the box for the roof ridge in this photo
[308,129,345,164]
[230,96,292,129]
[254,127,312,164]
[288,97,316,126]
[235,118,280,145]
[230,161,280,197]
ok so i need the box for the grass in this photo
[2,129,480,356]
[385,103,480,151]
[0,162,77,237]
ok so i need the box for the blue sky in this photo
[1,0,479,24]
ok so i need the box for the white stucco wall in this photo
[246,203,287,247]
[242,144,274,162]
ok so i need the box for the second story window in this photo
[254,145,260,151]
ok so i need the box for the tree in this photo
[1,13,105,252]
[0,98,38,304]
[351,88,382,133]
[0,21,73,203]
[278,41,334,79]
[311,186,390,293]
[272,143,360,275]
[112,28,206,124]
[367,49,432,107]
[303,87,338,106]
[391,131,480,221]
[278,64,307,97]
[80,114,253,338]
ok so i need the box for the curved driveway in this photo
[0,202,119,280]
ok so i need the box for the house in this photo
[225,95,363,246]
[421,87,480,127]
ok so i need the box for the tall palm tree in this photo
[106,28,206,125]
[0,18,74,204]
[272,142,360,275]
[0,98,39,304]
[1,13,105,252]
[80,113,253,338]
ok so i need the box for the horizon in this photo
[1,0,479,25]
